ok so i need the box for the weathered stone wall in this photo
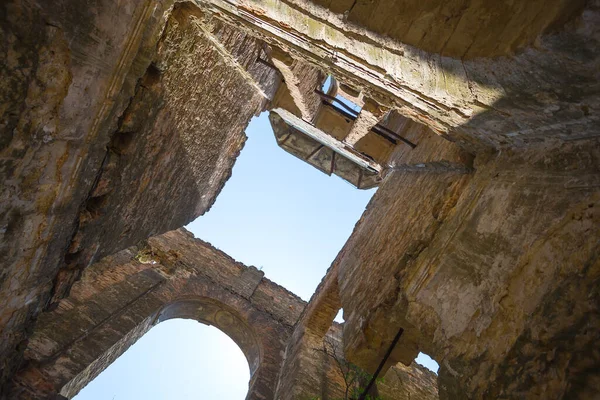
[9,228,305,399]
[275,263,439,400]
[300,0,586,59]
[52,2,278,299]
[2,0,600,399]
[337,137,600,399]
[274,264,343,399]
[203,0,600,151]
[384,111,473,171]
[0,0,279,391]
[1,1,164,386]
[270,48,326,121]
[10,227,438,400]
[379,362,439,400]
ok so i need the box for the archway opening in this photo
[73,319,250,400]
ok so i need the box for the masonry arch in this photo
[59,297,263,399]
[9,230,305,400]
[72,318,251,400]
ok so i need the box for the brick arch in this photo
[9,230,306,400]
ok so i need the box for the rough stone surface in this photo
[270,47,326,121]
[9,229,437,400]
[274,265,343,399]
[274,263,438,400]
[9,228,305,400]
[205,0,600,151]
[337,138,600,399]
[344,100,387,146]
[52,3,276,297]
[298,0,586,59]
[2,0,600,399]
[379,362,439,400]
[0,0,278,390]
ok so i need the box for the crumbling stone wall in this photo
[193,1,600,396]
[269,48,326,121]
[0,0,280,391]
[275,263,439,400]
[9,228,306,399]
[2,0,600,399]
[378,362,439,400]
[9,229,438,400]
[295,0,585,59]
[204,0,599,151]
[337,137,600,399]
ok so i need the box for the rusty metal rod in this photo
[357,327,404,400]
[321,101,417,149]
[376,120,417,149]
[315,89,360,116]
[256,57,281,73]
[315,90,417,149]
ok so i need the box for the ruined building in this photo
[1,0,599,399]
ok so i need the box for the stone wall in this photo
[203,0,599,151]
[337,137,600,399]
[269,48,326,121]
[9,228,306,399]
[0,0,279,391]
[275,262,439,400]
[379,362,439,400]
[274,264,343,399]
[300,0,585,59]
[2,0,600,398]
[9,227,440,400]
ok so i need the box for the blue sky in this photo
[74,113,437,400]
